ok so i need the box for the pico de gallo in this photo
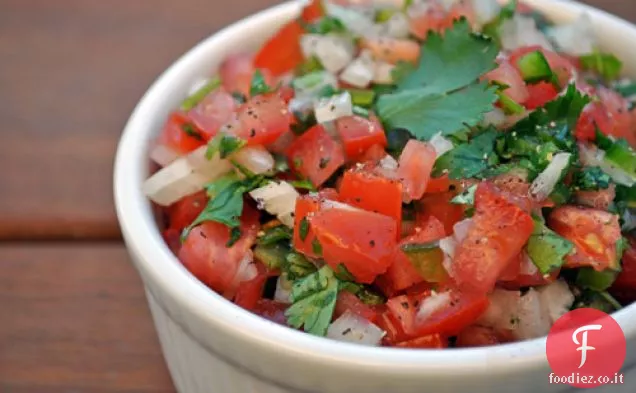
[143,0,636,349]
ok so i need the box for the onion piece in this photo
[482,108,507,128]
[478,289,522,331]
[416,291,453,324]
[314,91,353,123]
[500,15,554,52]
[453,218,474,242]
[324,1,376,36]
[327,311,386,346]
[515,288,552,340]
[430,132,454,157]
[471,0,501,25]
[579,143,636,186]
[340,50,375,88]
[537,279,574,324]
[231,145,274,175]
[373,12,410,39]
[149,144,181,167]
[143,146,232,206]
[300,34,355,74]
[249,181,300,227]
[529,152,571,201]
[546,13,596,56]
[292,70,339,98]
[274,275,292,304]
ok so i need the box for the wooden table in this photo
[0,1,634,392]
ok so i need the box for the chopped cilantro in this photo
[576,267,619,291]
[249,69,274,96]
[299,218,310,241]
[575,167,612,191]
[614,80,636,98]
[433,128,499,179]
[497,90,525,115]
[181,123,204,141]
[451,184,477,205]
[296,56,324,76]
[312,238,323,255]
[290,179,316,191]
[285,266,339,336]
[306,16,347,35]
[579,52,623,82]
[526,218,574,275]
[334,264,356,282]
[206,133,247,160]
[180,77,221,111]
[285,252,317,281]
[572,289,622,312]
[340,281,386,305]
[254,243,289,270]
[257,225,292,246]
[377,20,499,140]
[226,227,242,247]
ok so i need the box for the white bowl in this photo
[114,1,636,392]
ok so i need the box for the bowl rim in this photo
[114,0,636,377]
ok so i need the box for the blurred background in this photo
[0,0,634,392]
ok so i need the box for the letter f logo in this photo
[572,324,603,369]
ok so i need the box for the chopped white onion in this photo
[373,61,395,85]
[515,288,552,340]
[439,236,458,259]
[324,2,376,36]
[292,70,339,98]
[416,291,453,324]
[143,146,232,206]
[537,279,574,324]
[340,50,375,88]
[232,145,275,175]
[478,289,522,331]
[471,0,501,25]
[149,144,181,167]
[529,152,571,201]
[579,143,636,186]
[623,209,636,232]
[373,12,410,39]
[249,181,300,227]
[519,252,539,276]
[482,108,507,128]
[500,15,554,52]
[453,218,474,243]
[314,91,353,123]
[546,13,596,56]
[379,154,399,171]
[327,311,386,346]
[301,34,355,73]
[430,132,454,157]
[274,275,292,304]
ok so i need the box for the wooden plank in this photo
[0,243,175,393]
[0,0,634,241]
[0,0,278,240]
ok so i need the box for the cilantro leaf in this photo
[256,225,292,246]
[433,128,499,179]
[181,123,204,141]
[396,19,499,94]
[614,80,636,98]
[579,52,623,82]
[250,69,273,96]
[306,16,346,35]
[377,83,498,140]
[285,266,339,336]
[575,166,611,191]
[206,133,246,160]
[526,218,573,275]
[285,252,317,281]
[180,77,221,111]
[340,282,386,305]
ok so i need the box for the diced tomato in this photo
[498,252,523,282]
[178,206,260,295]
[417,191,464,236]
[310,206,398,283]
[360,144,389,164]
[252,299,288,325]
[335,115,388,160]
[445,1,476,27]
[254,20,304,76]
[162,228,182,255]
[359,37,420,64]
[231,93,292,146]
[187,87,237,140]
[548,206,622,271]
[484,60,529,104]
[576,101,611,142]
[219,53,273,97]
[334,291,378,323]
[597,86,636,147]
[499,268,560,290]
[491,170,534,212]
[396,334,447,349]
[610,238,636,302]
[277,85,295,103]
[339,167,402,232]
[455,325,514,347]
[234,264,268,311]
[167,190,208,232]
[407,0,474,39]
[386,295,418,335]
[574,184,616,211]
[301,0,324,22]
[509,46,578,86]
[452,183,534,294]
[524,81,559,110]
[292,191,338,259]
[397,140,436,203]
[157,112,206,155]
[425,174,452,194]
[376,307,410,345]
[287,124,346,187]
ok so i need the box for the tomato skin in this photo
[548,206,622,271]
[234,264,268,311]
[455,325,514,347]
[614,238,636,289]
[334,291,378,323]
[360,144,389,164]
[425,174,452,194]
[524,81,559,110]
[376,308,410,345]
[162,228,182,255]
[232,93,292,146]
[499,268,559,290]
[359,37,420,64]
[397,140,436,203]
[254,20,304,76]
[287,124,346,187]
[484,60,529,104]
[452,183,534,294]
[417,191,464,236]
[187,88,237,140]
[335,115,388,160]
[408,1,447,39]
[158,112,206,154]
[597,86,636,147]
[252,299,288,325]
[178,206,260,295]
[574,185,616,211]
[219,53,273,98]
[301,0,324,22]
[310,207,398,284]
[292,190,338,259]
[339,167,402,233]
[395,334,447,349]
[167,191,208,232]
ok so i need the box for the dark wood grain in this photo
[0,244,175,393]
[0,0,279,240]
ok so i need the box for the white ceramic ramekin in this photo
[114,1,636,392]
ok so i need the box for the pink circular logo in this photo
[546,308,626,388]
